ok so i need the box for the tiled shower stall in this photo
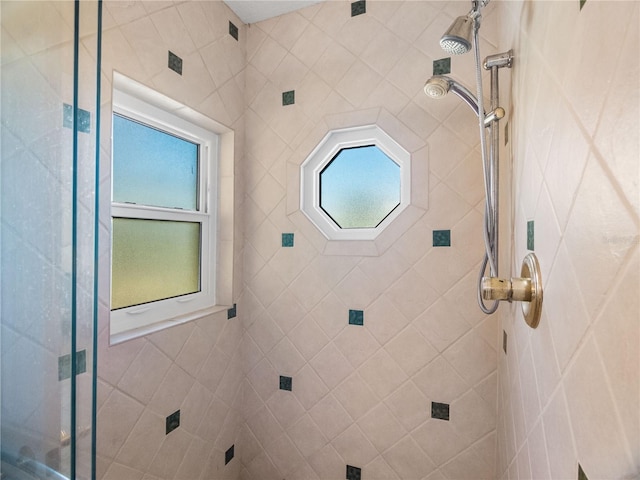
[1,0,636,479]
[97,1,502,478]
[93,1,638,478]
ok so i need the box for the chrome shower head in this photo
[424,75,481,117]
[423,76,450,99]
[440,14,474,55]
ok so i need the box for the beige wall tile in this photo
[497,1,639,478]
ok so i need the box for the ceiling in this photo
[223,0,324,24]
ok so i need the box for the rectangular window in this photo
[110,85,220,340]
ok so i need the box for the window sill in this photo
[109,304,232,345]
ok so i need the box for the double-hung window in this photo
[110,86,219,340]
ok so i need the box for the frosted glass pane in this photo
[111,218,200,309]
[320,145,401,228]
[113,114,198,210]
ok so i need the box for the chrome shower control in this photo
[484,107,505,126]
[481,253,543,328]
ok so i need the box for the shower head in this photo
[424,75,480,116]
[423,76,451,99]
[440,14,474,55]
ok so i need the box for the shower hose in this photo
[472,12,500,315]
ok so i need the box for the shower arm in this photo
[449,81,482,116]
[436,77,505,125]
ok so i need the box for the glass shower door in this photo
[1,1,101,478]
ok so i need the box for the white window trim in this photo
[300,125,411,241]
[109,72,234,344]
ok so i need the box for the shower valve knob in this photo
[481,254,543,328]
[481,276,532,302]
[480,277,507,300]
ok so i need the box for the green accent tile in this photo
[433,229,451,247]
[229,21,239,40]
[351,0,366,16]
[282,233,294,247]
[433,57,451,75]
[76,349,86,375]
[578,464,588,480]
[527,220,535,251]
[166,410,180,434]
[282,90,295,106]
[225,445,234,465]
[63,103,91,133]
[346,465,362,480]
[579,0,587,10]
[431,402,450,421]
[279,375,292,391]
[58,354,71,381]
[349,309,364,326]
[227,303,237,319]
[78,109,91,133]
[58,350,87,380]
[63,103,73,129]
[168,51,182,75]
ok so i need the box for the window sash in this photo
[112,89,214,215]
[112,112,201,211]
[111,217,202,310]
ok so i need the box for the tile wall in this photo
[89,1,640,479]
[496,1,639,479]
[240,1,502,478]
[94,2,246,479]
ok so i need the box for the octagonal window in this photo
[319,145,401,229]
[300,125,411,241]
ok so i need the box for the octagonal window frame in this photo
[300,125,411,241]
